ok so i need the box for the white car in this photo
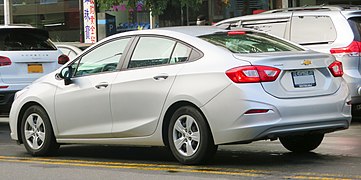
[215,5,361,116]
[9,26,351,164]
[0,25,68,118]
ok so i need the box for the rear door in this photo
[0,28,61,84]
[110,36,191,137]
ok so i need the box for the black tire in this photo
[280,133,324,153]
[168,106,217,165]
[20,105,59,156]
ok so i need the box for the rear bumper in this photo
[202,80,351,145]
[0,91,17,117]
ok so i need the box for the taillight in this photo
[330,41,361,56]
[58,54,70,65]
[226,65,281,83]
[328,61,343,77]
[0,56,11,66]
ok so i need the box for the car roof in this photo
[102,26,232,40]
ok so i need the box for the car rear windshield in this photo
[199,31,304,54]
[0,28,56,51]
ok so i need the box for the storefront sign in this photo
[83,0,97,43]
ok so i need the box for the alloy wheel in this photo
[24,113,46,150]
[172,115,200,157]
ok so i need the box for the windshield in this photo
[0,28,56,51]
[200,31,304,54]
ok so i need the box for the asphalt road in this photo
[1,121,361,179]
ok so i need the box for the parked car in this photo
[0,25,69,118]
[214,5,361,116]
[9,26,351,165]
[54,42,92,60]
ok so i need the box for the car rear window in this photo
[199,31,304,54]
[0,28,56,51]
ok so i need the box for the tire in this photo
[280,133,324,153]
[168,106,217,164]
[20,105,59,156]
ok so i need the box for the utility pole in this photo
[4,0,13,25]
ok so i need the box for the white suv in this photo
[215,5,361,115]
[0,25,68,117]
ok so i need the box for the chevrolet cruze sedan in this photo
[9,26,351,164]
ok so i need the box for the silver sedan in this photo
[9,26,351,164]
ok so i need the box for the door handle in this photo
[153,75,169,80]
[95,82,109,89]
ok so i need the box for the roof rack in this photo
[262,5,361,14]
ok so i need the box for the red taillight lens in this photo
[58,54,70,65]
[328,61,343,77]
[330,41,361,56]
[0,56,11,66]
[226,65,281,83]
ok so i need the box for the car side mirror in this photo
[58,66,73,85]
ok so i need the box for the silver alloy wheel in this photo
[24,113,46,150]
[172,115,200,157]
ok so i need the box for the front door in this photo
[54,37,132,138]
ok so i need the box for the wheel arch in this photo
[161,100,215,147]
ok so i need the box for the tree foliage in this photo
[97,0,203,16]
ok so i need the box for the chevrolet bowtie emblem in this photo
[302,60,312,65]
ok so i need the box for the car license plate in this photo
[291,70,316,88]
[28,64,43,73]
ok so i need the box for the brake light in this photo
[228,31,246,35]
[58,54,70,65]
[330,41,361,56]
[0,56,11,66]
[0,86,8,89]
[226,65,281,83]
[328,61,343,77]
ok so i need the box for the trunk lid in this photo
[233,51,341,99]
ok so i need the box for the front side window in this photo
[128,37,176,68]
[200,32,304,54]
[75,38,130,76]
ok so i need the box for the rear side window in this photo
[128,37,176,68]
[200,32,303,54]
[0,28,56,51]
[348,17,361,41]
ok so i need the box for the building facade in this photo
[0,0,359,42]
